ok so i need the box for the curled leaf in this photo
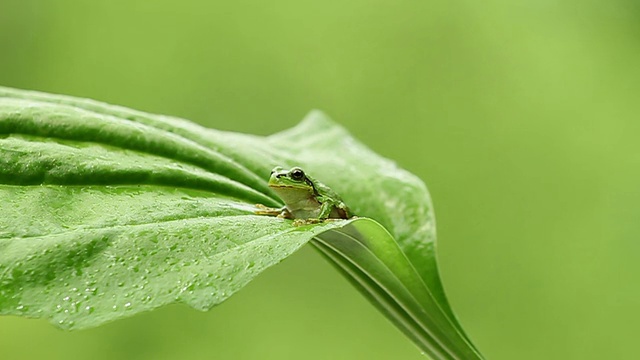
[0,87,481,359]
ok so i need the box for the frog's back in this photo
[309,176,342,200]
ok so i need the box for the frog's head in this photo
[268,166,314,192]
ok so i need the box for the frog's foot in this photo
[255,204,295,219]
[292,218,322,227]
[254,204,285,217]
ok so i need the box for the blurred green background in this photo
[1,0,638,359]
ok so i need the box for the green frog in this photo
[255,166,350,223]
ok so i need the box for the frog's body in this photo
[255,167,350,223]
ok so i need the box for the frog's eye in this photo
[290,168,305,181]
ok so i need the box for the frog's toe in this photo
[292,219,306,227]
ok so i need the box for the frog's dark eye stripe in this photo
[290,168,305,181]
[304,177,315,189]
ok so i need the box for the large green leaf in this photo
[0,87,482,359]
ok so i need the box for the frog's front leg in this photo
[254,204,294,219]
[317,199,335,220]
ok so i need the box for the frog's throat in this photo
[268,184,316,192]
[270,185,317,205]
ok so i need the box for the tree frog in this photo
[255,166,350,223]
